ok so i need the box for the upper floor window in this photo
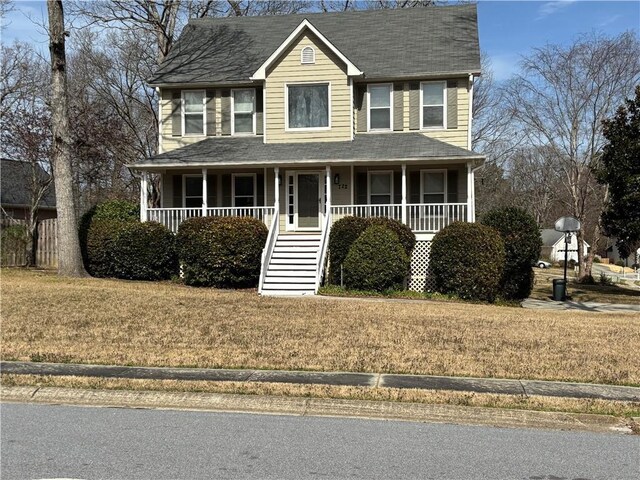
[182,90,205,136]
[368,84,392,131]
[421,82,446,129]
[232,89,255,135]
[301,46,315,64]
[287,83,329,130]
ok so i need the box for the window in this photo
[232,89,255,135]
[368,84,392,131]
[421,82,446,129]
[301,46,315,64]
[422,170,446,203]
[233,174,256,207]
[182,90,205,135]
[368,171,393,205]
[183,175,216,208]
[287,83,329,129]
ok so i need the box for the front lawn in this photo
[2,269,639,385]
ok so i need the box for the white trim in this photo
[181,89,206,137]
[367,170,394,205]
[251,19,362,80]
[349,78,354,140]
[286,170,324,231]
[262,83,267,143]
[420,169,447,204]
[140,172,148,222]
[401,164,407,224]
[468,74,474,150]
[202,168,208,216]
[419,81,447,131]
[466,163,472,222]
[367,83,393,132]
[231,173,257,207]
[301,46,315,64]
[231,88,256,136]
[284,82,331,132]
[156,87,163,154]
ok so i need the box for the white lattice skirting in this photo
[409,240,435,292]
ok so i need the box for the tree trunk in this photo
[47,0,86,277]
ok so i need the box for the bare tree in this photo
[47,0,86,276]
[505,32,640,278]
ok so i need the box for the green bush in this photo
[328,216,416,284]
[177,216,268,288]
[85,218,126,277]
[615,259,625,267]
[343,225,410,292]
[481,207,542,300]
[430,222,505,302]
[111,221,178,280]
[80,200,139,268]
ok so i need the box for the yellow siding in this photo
[421,81,470,148]
[265,31,351,143]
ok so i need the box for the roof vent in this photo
[301,46,315,64]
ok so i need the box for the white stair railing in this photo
[258,209,279,294]
[315,209,332,293]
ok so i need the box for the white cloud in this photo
[536,0,578,20]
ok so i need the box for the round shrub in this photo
[85,218,127,277]
[481,207,542,300]
[343,225,410,292]
[430,222,505,302]
[177,216,268,288]
[111,221,178,280]
[368,217,416,257]
[328,216,370,284]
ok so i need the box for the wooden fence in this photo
[1,218,58,268]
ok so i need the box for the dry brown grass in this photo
[2,269,639,385]
[530,267,640,304]
[2,374,638,418]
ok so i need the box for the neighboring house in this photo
[602,240,640,265]
[132,5,483,295]
[1,158,56,222]
[541,229,589,263]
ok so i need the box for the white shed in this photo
[541,229,589,263]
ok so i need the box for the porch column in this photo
[140,171,148,222]
[401,164,407,225]
[274,167,280,207]
[202,168,208,216]
[470,168,476,222]
[325,165,332,218]
[466,163,472,222]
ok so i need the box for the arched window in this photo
[301,46,315,64]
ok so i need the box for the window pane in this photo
[185,115,203,134]
[185,197,202,208]
[424,172,445,193]
[370,85,391,108]
[234,176,254,197]
[423,193,445,204]
[234,90,254,113]
[185,176,203,196]
[422,83,443,105]
[288,85,329,128]
[184,91,204,113]
[234,196,254,207]
[423,106,443,128]
[234,113,253,133]
[370,173,391,195]
[370,194,391,205]
[370,108,391,130]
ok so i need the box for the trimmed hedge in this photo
[430,222,505,302]
[481,207,542,300]
[177,216,268,288]
[85,218,125,277]
[328,216,416,284]
[343,225,410,292]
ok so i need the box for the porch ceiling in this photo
[131,133,484,170]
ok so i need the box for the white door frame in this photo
[286,170,324,231]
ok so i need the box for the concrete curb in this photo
[2,361,639,402]
[1,386,634,435]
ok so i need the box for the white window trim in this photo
[284,81,332,132]
[419,81,447,131]
[367,83,393,132]
[231,88,256,136]
[367,170,394,204]
[183,174,203,208]
[300,46,315,64]
[181,89,206,137]
[420,169,448,204]
[232,173,257,207]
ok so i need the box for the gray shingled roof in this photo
[150,5,480,85]
[1,158,56,208]
[541,229,565,247]
[133,133,483,168]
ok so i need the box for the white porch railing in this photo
[148,206,274,233]
[315,206,332,293]
[330,203,467,233]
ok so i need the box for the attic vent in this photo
[301,46,315,64]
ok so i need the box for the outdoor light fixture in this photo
[334,173,340,184]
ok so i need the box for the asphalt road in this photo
[1,403,638,480]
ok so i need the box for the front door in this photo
[288,172,323,231]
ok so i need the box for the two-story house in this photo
[132,4,483,295]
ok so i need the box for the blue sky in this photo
[2,1,639,81]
